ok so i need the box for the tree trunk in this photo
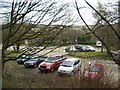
[2,46,6,77]
[12,45,16,51]
[101,45,103,52]
[118,1,120,50]
[16,45,20,52]
[2,61,5,77]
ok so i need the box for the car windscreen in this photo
[29,58,38,61]
[39,57,47,60]
[44,57,56,63]
[61,61,74,67]
[87,66,101,72]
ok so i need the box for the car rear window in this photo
[87,66,101,72]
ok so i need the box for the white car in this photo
[85,45,96,52]
[57,58,81,76]
[96,41,102,47]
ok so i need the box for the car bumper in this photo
[17,61,24,64]
[58,71,72,76]
[83,76,101,81]
[38,67,52,72]
[24,64,35,68]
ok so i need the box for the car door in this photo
[52,57,61,69]
[55,56,63,67]
[74,59,81,71]
[77,59,81,69]
[73,60,78,72]
[37,58,42,66]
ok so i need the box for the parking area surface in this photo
[4,46,119,88]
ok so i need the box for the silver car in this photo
[57,58,81,76]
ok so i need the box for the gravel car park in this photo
[4,46,118,88]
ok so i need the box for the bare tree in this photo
[74,0,120,65]
[1,0,73,74]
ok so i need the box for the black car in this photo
[17,54,33,64]
[24,56,48,68]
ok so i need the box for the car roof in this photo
[89,63,103,67]
[65,58,80,62]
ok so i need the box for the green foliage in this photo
[77,34,91,44]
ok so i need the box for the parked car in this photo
[96,41,102,47]
[83,62,104,80]
[57,58,81,76]
[65,45,78,52]
[38,55,66,72]
[115,50,120,66]
[85,45,96,52]
[24,56,48,68]
[75,45,96,52]
[17,54,33,64]
[65,45,87,52]
[75,45,86,52]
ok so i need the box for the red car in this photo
[83,62,104,80]
[38,55,66,72]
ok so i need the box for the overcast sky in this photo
[0,0,118,25]
[57,0,118,25]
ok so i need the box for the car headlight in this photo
[67,70,73,73]
[22,59,26,61]
[46,66,51,69]
[17,59,21,61]
[67,71,71,73]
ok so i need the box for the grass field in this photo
[6,51,23,58]
[68,52,109,59]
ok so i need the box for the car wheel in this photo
[59,74,63,76]
[78,67,81,71]
[51,68,54,72]
[34,64,37,68]
[70,71,74,76]
[25,66,28,68]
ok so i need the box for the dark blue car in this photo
[17,54,33,64]
[24,56,48,68]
